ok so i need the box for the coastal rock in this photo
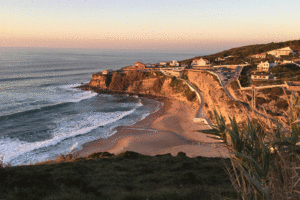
[88,71,198,107]
[89,74,109,89]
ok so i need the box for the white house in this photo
[191,58,210,67]
[257,61,270,72]
[257,61,277,72]
[267,47,294,58]
[145,63,152,68]
[251,72,270,80]
[159,62,167,66]
[102,69,113,75]
[224,55,234,59]
[215,57,225,61]
[251,53,267,59]
[283,60,293,64]
[170,60,179,67]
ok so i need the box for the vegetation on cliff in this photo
[180,39,300,64]
[271,64,300,81]
[169,77,197,102]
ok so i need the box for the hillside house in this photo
[257,61,270,72]
[283,60,293,64]
[170,60,179,67]
[124,61,146,71]
[224,55,234,59]
[251,53,267,59]
[215,57,225,61]
[267,47,294,58]
[159,62,167,66]
[191,58,210,67]
[251,72,270,80]
[102,69,113,75]
[257,61,277,72]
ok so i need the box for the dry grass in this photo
[204,93,300,200]
[269,153,300,200]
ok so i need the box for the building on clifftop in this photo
[257,61,270,72]
[267,47,294,58]
[191,58,210,67]
[170,60,179,67]
[251,72,270,80]
[124,61,146,71]
[251,53,267,59]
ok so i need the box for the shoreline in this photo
[73,85,229,158]
[77,84,168,102]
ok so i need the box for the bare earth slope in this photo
[187,70,252,124]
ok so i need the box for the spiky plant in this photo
[202,93,300,199]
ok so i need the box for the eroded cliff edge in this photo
[87,71,198,106]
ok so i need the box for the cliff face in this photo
[186,70,252,123]
[89,74,110,89]
[88,71,198,106]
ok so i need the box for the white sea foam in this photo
[136,101,163,123]
[0,83,97,116]
[0,108,136,166]
[55,83,98,103]
[69,142,79,153]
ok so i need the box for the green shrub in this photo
[270,87,284,96]
[275,100,289,110]
[239,75,251,87]
[169,77,185,93]
[182,73,188,80]
[260,88,271,94]
[256,97,266,105]
[153,77,165,93]
[186,91,197,102]
[87,152,114,159]
[169,76,182,88]
[230,80,240,90]
[268,94,279,101]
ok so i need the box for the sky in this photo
[1,0,300,53]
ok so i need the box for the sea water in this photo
[0,47,199,166]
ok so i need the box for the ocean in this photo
[0,47,199,166]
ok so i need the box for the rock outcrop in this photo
[89,73,110,89]
[88,71,198,106]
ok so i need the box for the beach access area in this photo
[73,98,229,159]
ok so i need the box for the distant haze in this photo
[1,0,300,53]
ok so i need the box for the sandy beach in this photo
[73,99,229,159]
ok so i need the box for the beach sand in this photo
[73,99,229,159]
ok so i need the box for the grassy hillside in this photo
[0,151,236,200]
[180,39,300,64]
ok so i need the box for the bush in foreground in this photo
[202,93,300,199]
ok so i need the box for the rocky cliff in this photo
[89,73,110,89]
[88,71,198,106]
